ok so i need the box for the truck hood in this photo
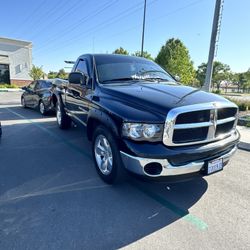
[101,82,230,116]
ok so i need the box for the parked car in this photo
[21,80,58,115]
[53,54,239,184]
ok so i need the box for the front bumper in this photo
[120,144,238,178]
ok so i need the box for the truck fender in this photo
[87,109,120,140]
[52,88,64,107]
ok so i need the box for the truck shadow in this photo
[0,106,208,249]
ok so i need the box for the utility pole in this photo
[203,0,222,92]
[141,0,147,57]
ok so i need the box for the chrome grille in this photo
[163,102,238,146]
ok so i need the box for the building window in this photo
[15,64,22,74]
[0,64,10,84]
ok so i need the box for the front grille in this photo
[215,121,235,137]
[175,110,210,124]
[163,102,238,146]
[217,108,238,120]
[173,127,208,143]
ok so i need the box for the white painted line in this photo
[1,117,56,126]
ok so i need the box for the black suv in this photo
[21,80,57,115]
[53,54,239,184]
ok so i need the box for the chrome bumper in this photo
[120,146,237,177]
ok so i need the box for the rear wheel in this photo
[21,96,26,108]
[92,125,126,184]
[56,102,71,129]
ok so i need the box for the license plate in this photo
[207,158,223,175]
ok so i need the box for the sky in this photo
[1,0,249,73]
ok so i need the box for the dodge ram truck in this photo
[54,54,239,184]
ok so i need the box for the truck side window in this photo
[76,60,88,76]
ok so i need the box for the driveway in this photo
[0,92,249,249]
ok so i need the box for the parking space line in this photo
[5,107,208,231]
[132,183,208,231]
[5,107,92,160]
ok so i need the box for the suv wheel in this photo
[39,101,46,115]
[21,96,26,108]
[92,125,125,184]
[56,102,71,129]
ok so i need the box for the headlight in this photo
[122,123,163,141]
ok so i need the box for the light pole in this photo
[141,0,147,57]
[203,0,222,92]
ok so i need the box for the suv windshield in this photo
[95,55,175,84]
[40,80,52,88]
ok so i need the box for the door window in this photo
[75,59,88,76]
[28,81,36,90]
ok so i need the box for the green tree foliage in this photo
[196,61,231,90]
[57,69,68,79]
[112,47,129,55]
[47,69,68,79]
[155,38,195,84]
[29,65,44,80]
[132,51,154,60]
[47,71,57,79]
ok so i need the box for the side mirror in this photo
[68,72,87,85]
[22,86,27,91]
[174,75,180,82]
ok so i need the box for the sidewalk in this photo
[0,88,22,92]
[237,126,250,151]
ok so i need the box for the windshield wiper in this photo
[143,77,170,82]
[101,77,138,83]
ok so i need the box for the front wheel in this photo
[92,125,126,184]
[39,101,46,115]
[56,102,71,129]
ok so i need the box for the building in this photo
[0,37,32,86]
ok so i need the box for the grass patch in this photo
[225,97,250,111]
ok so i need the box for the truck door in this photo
[65,58,91,126]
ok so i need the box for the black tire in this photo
[39,100,47,115]
[92,125,126,184]
[56,101,71,129]
[21,96,27,108]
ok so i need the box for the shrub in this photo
[212,89,222,95]
[0,84,19,89]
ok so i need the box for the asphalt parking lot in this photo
[0,92,250,250]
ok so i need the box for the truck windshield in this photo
[95,56,175,84]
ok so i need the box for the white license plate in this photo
[207,158,223,175]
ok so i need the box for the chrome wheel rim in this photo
[94,135,113,175]
[39,102,45,114]
[56,105,62,125]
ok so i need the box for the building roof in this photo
[0,37,32,48]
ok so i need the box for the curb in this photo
[0,89,22,92]
[238,142,250,152]
[238,117,250,126]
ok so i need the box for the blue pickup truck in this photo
[53,54,239,184]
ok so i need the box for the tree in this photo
[155,38,195,84]
[112,47,129,55]
[132,51,154,60]
[56,69,68,79]
[196,61,231,90]
[48,71,58,79]
[237,73,247,92]
[29,65,44,80]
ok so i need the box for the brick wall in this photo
[10,79,32,87]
